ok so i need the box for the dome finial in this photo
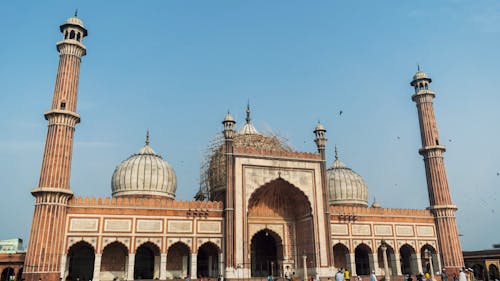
[145,130,150,146]
[417,63,420,72]
[245,100,251,124]
[334,145,339,160]
[74,9,78,17]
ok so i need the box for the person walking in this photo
[336,269,345,281]
[441,269,448,281]
[370,271,377,281]
[459,268,467,281]
[345,269,350,281]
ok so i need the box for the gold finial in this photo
[145,130,150,146]
[245,100,251,124]
[334,145,339,160]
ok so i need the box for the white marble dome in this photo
[327,149,368,206]
[111,135,176,198]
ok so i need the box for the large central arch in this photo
[247,178,314,276]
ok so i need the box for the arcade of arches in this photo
[247,178,314,277]
[332,243,442,276]
[63,241,220,281]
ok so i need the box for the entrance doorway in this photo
[251,229,279,277]
[134,242,160,280]
[68,241,95,281]
[197,242,220,278]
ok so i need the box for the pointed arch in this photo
[68,241,95,281]
[247,177,312,218]
[134,242,160,279]
[377,244,397,276]
[400,244,418,275]
[420,244,438,274]
[355,243,373,275]
[166,242,191,279]
[333,243,350,270]
[251,229,283,277]
[197,242,221,278]
[101,241,129,281]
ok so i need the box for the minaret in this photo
[313,122,334,268]
[410,69,464,274]
[222,111,236,274]
[24,13,87,281]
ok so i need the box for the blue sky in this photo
[0,1,499,251]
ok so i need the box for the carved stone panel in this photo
[416,226,434,237]
[374,225,393,236]
[395,225,414,236]
[331,224,349,235]
[69,218,99,232]
[197,221,221,233]
[104,219,131,232]
[168,220,192,233]
[137,219,163,233]
[352,224,371,236]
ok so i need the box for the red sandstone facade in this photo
[22,14,464,281]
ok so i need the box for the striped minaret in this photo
[411,69,464,276]
[24,13,87,281]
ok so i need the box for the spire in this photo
[334,145,339,160]
[145,130,150,146]
[417,63,420,72]
[245,100,251,124]
[74,9,78,17]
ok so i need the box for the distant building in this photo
[463,249,500,281]
[0,239,25,281]
[21,14,466,281]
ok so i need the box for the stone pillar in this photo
[154,254,160,279]
[372,252,379,274]
[382,245,390,281]
[160,253,167,280]
[220,252,225,276]
[93,253,102,281]
[394,253,402,276]
[416,254,423,274]
[350,253,357,276]
[127,254,135,281]
[303,255,308,281]
[60,254,67,279]
[191,253,197,278]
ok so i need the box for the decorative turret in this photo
[223,111,236,139]
[314,121,327,151]
[239,102,260,135]
[411,68,464,275]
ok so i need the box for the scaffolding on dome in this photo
[196,130,292,201]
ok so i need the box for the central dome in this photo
[111,133,177,198]
[204,105,292,200]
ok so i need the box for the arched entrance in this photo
[489,264,499,281]
[400,244,417,275]
[420,245,439,274]
[1,268,14,281]
[101,242,128,281]
[68,241,95,281]
[377,245,397,275]
[197,242,220,278]
[355,244,372,275]
[166,242,191,279]
[333,243,350,270]
[134,242,160,280]
[251,229,281,277]
[247,178,313,276]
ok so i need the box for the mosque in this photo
[20,14,465,281]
